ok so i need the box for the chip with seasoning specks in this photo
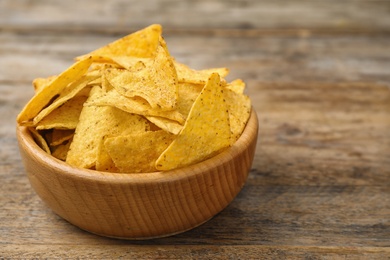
[17,24,252,173]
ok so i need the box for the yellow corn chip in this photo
[17,57,93,124]
[76,24,162,61]
[145,116,182,135]
[176,82,204,118]
[174,61,229,85]
[36,95,87,130]
[105,44,178,110]
[29,127,51,154]
[32,74,99,125]
[50,129,74,146]
[51,140,72,161]
[155,73,231,171]
[224,88,252,141]
[84,89,185,124]
[105,130,175,173]
[226,79,246,94]
[66,86,151,169]
[96,138,119,172]
[33,75,56,93]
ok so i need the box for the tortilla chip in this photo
[96,138,119,172]
[105,44,178,110]
[105,130,175,173]
[29,127,51,154]
[17,56,93,124]
[32,74,99,125]
[224,88,252,141]
[66,86,150,168]
[84,89,185,124]
[145,116,182,135]
[226,79,246,94]
[51,140,72,161]
[50,129,74,146]
[35,95,88,130]
[33,75,57,93]
[155,73,231,171]
[76,24,162,61]
[174,61,229,85]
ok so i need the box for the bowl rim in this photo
[17,109,258,184]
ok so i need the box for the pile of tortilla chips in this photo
[17,24,251,173]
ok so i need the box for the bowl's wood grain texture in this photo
[16,110,258,239]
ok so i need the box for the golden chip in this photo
[19,24,252,173]
[32,74,99,125]
[50,129,74,146]
[105,130,175,173]
[29,127,51,154]
[84,89,185,124]
[155,73,232,171]
[66,86,151,168]
[17,56,93,125]
[76,24,162,61]
[35,95,88,130]
[174,61,229,84]
[105,43,178,110]
[224,88,252,141]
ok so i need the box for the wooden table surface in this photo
[1,0,389,259]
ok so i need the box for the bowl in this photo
[16,110,258,239]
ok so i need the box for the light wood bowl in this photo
[16,110,258,239]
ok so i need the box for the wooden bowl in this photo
[16,110,258,239]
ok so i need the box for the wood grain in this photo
[1,0,390,258]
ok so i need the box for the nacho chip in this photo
[224,88,252,141]
[174,61,229,85]
[226,79,246,94]
[145,116,182,135]
[17,57,93,124]
[29,128,51,154]
[155,73,231,171]
[32,74,99,125]
[96,138,118,172]
[105,130,175,173]
[84,89,185,124]
[66,86,150,168]
[36,95,88,130]
[51,140,72,161]
[33,75,57,93]
[105,43,178,110]
[50,129,74,146]
[176,82,204,118]
[76,24,162,61]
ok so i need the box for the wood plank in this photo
[1,0,390,32]
[1,32,390,84]
[1,245,389,259]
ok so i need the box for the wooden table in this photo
[1,0,389,258]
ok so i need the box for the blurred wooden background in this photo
[1,0,390,259]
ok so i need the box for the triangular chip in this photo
[155,73,231,171]
[105,43,178,110]
[145,116,182,135]
[174,61,229,85]
[105,130,175,173]
[224,88,252,141]
[76,24,162,61]
[84,89,185,124]
[28,127,51,154]
[50,129,74,146]
[32,74,99,125]
[226,79,246,94]
[66,86,151,169]
[51,140,72,161]
[35,95,88,130]
[17,57,93,124]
